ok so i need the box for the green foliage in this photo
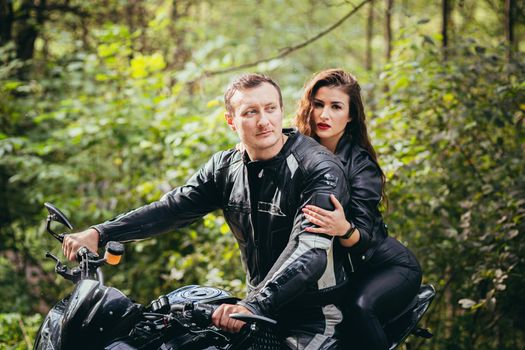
[0,313,42,350]
[1,1,524,349]
[376,36,525,349]
[1,25,242,307]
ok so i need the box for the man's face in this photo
[225,82,284,159]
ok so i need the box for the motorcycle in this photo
[34,202,435,349]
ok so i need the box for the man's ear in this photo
[225,112,236,131]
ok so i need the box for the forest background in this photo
[1,0,524,349]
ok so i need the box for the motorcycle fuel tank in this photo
[166,285,239,305]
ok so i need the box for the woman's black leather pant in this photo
[343,237,422,350]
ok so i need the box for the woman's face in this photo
[311,86,351,143]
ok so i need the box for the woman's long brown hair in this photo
[294,68,387,204]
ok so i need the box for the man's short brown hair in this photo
[224,73,283,114]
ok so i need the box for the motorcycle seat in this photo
[385,284,435,325]
[384,284,436,349]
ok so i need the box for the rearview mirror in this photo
[44,202,73,242]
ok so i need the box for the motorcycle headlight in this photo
[59,280,140,349]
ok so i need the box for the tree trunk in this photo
[442,0,450,60]
[139,3,148,52]
[383,0,394,96]
[15,0,35,60]
[15,0,47,60]
[400,0,407,29]
[0,0,14,45]
[81,17,89,49]
[505,0,515,61]
[365,0,374,71]
[169,1,191,69]
[126,1,136,34]
[385,0,393,61]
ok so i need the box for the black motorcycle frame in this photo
[34,202,435,350]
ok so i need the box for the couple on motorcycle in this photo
[63,69,422,350]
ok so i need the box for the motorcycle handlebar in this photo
[45,246,107,284]
[165,302,218,328]
[187,303,217,327]
[169,302,277,329]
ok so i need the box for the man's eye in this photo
[244,109,257,116]
[267,106,276,112]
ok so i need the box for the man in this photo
[63,74,350,349]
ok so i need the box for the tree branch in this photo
[201,0,371,78]
[13,3,89,21]
[44,4,89,17]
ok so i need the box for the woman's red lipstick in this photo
[317,123,331,130]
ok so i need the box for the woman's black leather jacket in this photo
[93,129,350,320]
[333,135,388,263]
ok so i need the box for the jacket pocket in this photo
[224,203,250,244]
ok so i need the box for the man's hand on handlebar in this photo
[212,304,252,333]
[62,228,100,261]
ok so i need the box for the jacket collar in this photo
[333,134,352,166]
[242,128,299,166]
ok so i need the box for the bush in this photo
[376,36,525,349]
[0,313,42,350]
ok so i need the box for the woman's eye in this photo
[314,102,323,108]
[332,105,342,110]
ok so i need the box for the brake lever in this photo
[45,215,67,243]
[229,313,277,328]
[45,251,62,267]
[45,252,81,283]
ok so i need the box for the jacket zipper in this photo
[347,252,355,273]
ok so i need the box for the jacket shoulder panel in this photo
[347,143,381,179]
[291,134,345,174]
[210,148,243,173]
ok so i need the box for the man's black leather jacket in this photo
[94,129,350,319]
[333,135,388,263]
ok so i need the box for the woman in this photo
[296,69,422,350]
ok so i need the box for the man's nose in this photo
[257,112,270,127]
